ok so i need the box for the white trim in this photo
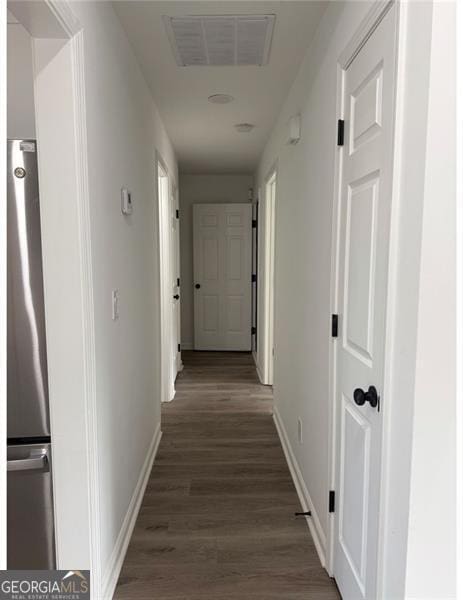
[252,350,258,368]
[273,407,327,568]
[45,0,80,35]
[101,425,162,600]
[339,0,394,69]
[258,164,277,386]
[69,28,102,593]
[326,58,344,578]
[31,1,101,591]
[255,356,265,385]
[156,154,175,404]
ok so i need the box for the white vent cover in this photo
[164,15,275,66]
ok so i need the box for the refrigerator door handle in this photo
[7,449,48,472]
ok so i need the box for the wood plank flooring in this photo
[114,351,339,600]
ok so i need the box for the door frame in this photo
[257,165,277,385]
[328,0,438,595]
[8,0,102,589]
[327,0,401,589]
[171,181,183,374]
[156,152,175,402]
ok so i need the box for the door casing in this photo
[156,154,176,402]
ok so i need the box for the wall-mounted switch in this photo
[121,188,133,215]
[112,290,119,321]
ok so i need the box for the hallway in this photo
[115,352,339,599]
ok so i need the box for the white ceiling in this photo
[114,1,326,174]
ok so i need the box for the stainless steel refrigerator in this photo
[7,139,56,569]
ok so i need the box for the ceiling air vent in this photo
[164,15,275,67]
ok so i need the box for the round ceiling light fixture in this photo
[234,123,255,133]
[208,94,234,104]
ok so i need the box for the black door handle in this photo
[353,386,379,409]
[195,284,201,289]
[173,294,180,300]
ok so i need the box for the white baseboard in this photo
[252,350,258,367]
[273,407,327,568]
[256,362,265,384]
[101,424,162,599]
[253,352,267,385]
[181,342,193,350]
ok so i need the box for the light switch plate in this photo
[121,188,133,215]
[112,290,119,320]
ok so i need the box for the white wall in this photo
[255,0,375,562]
[67,2,177,593]
[7,16,36,138]
[179,174,253,348]
[255,0,456,596]
[404,2,456,597]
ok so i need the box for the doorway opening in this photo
[156,156,178,402]
[257,168,277,385]
[6,0,100,587]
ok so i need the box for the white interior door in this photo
[334,6,397,599]
[171,183,182,373]
[193,203,252,351]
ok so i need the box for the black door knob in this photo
[173,294,180,300]
[353,386,379,409]
[195,284,201,289]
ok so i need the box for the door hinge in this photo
[177,343,181,352]
[176,209,179,219]
[337,119,345,146]
[251,326,257,335]
[252,219,257,228]
[331,314,338,338]
[251,274,257,283]
[329,490,335,513]
[177,277,180,287]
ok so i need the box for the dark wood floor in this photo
[114,351,339,600]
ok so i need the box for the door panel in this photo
[203,295,219,331]
[227,295,243,332]
[227,236,242,280]
[204,238,219,280]
[344,173,378,364]
[334,6,397,599]
[339,397,371,593]
[193,204,252,350]
[350,62,384,152]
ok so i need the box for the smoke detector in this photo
[235,123,255,133]
[208,94,234,104]
[164,15,275,67]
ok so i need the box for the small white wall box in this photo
[121,188,133,215]
[287,114,301,145]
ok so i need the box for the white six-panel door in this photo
[193,204,252,351]
[334,5,397,599]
